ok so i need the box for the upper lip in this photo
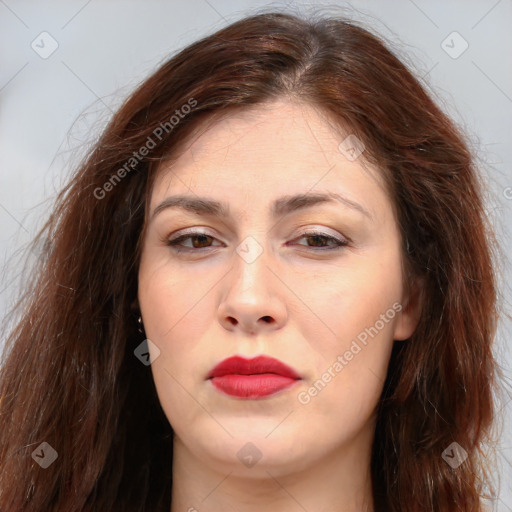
[207,355,301,379]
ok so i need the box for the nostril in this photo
[261,316,272,323]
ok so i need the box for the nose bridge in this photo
[230,235,270,301]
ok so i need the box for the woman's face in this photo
[138,99,419,477]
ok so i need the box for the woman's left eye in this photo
[164,230,348,252]
[291,231,349,250]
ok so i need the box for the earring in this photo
[137,315,144,334]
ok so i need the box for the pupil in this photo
[308,235,326,246]
[194,234,210,247]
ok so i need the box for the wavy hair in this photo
[0,11,498,511]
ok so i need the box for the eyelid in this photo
[168,227,216,239]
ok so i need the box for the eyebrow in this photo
[151,191,372,221]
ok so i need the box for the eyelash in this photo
[164,229,349,253]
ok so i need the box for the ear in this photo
[393,277,424,341]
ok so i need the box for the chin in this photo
[190,427,315,476]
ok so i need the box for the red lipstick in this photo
[207,355,301,399]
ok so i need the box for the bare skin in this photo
[137,98,421,512]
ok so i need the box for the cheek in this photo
[294,253,403,358]
[296,299,398,442]
[137,259,218,423]
[293,254,402,420]
[138,255,218,345]
[138,264,217,433]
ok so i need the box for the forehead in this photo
[150,99,388,217]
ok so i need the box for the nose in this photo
[217,244,288,335]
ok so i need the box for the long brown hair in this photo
[0,11,498,511]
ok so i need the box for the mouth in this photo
[207,355,302,399]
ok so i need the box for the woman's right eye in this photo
[166,232,222,251]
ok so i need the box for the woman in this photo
[0,11,499,512]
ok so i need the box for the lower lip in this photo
[209,374,299,398]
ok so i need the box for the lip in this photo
[207,355,301,399]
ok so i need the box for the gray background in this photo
[0,0,510,508]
